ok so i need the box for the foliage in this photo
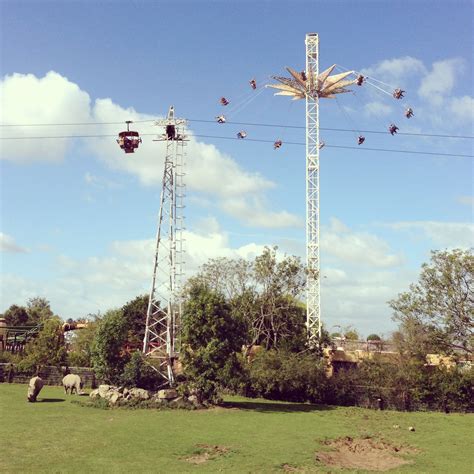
[121,351,161,390]
[390,248,473,355]
[367,334,381,341]
[90,309,130,384]
[26,297,54,324]
[3,305,29,326]
[23,316,67,369]
[189,247,307,350]
[121,294,148,348]
[181,282,247,403]
[248,350,330,403]
[67,319,99,367]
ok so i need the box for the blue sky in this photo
[1,0,473,336]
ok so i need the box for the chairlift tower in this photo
[268,33,356,346]
[142,106,186,386]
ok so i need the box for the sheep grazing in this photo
[62,374,83,395]
[27,376,44,402]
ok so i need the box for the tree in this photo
[390,249,473,355]
[189,247,308,350]
[26,297,54,324]
[24,317,67,368]
[121,294,148,348]
[3,305,29,326]
[67,317,99,367]
[181,282,248,403]
[90,309,130,384]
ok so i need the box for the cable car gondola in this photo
[117,121,142,154]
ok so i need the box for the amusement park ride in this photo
[114,33,413,386]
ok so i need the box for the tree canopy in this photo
[390,248,473,356]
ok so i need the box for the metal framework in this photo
[305,33,321,345]
[142,106,186,386]
[267,33,356,345]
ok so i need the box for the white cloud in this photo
[361,56,426,83]
[1,71,299,229]
[221,196,303,228]
[0,233,29,253]
[0,71,91,162]
[388,221,474,249]
[418,58,465,106]
[322,218,403,268]
[363,101,393,117]
[448,96,474,123]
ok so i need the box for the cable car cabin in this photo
[117,131,142,153]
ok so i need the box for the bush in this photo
[248,350,330,403]
[121,351,161,390]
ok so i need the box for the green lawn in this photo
[1,383,472,473]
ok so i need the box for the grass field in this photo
[1,383,473,473]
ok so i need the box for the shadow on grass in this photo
[40,398,65,403]
[222,400,335,413]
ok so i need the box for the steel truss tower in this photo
[305,33,321,345]
[268,34,355,345]
[142,106,186,386]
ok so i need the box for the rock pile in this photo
[89,385,202,408]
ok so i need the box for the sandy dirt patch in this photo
[316,436,418,471]
[184,444,230,464]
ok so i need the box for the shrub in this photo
[248,350,330,403]
[121,351,161,390]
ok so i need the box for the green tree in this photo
[67,318,99,367]
[121,294,148,348]
[181,282,247,403]
[3,305,29,326]
[90,309,130,384]
[26,297,54,324]
[24,317,67,368]
[390,249,473,355]
[190,247,307,350]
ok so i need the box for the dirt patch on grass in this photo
[184,444,230,464]
[316,436,418,472]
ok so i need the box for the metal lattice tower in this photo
[142,106,186,386]
[267,33,356,345]
[305,33,321,346]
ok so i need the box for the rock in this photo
[158,389,178,399]
[408,426,415,432]
[108,392,123,406]
[129,388,150,400]
[169,396,184,407]
[187,395,201,407]
[98,385,111,398]
[392,425,400,429]
[89,389,100,399]
[122,388,129,398]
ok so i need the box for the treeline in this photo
[1,247,472,412]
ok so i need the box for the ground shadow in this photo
[39,398,65,403]
[222,400,335,413]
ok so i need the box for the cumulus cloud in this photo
[0,71,91,162]
[361,56,426,83]
[1,71,299,229]
[363,101,393,118]
[387,221,474,249]
[321,218,403,268]
[418,58,465,106]
[0,233,29,253]
[221,196,303,228]
[448,96,474,123]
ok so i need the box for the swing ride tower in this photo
[268,33,356,345]
[305,33,321,346]
[142,106,186,386]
